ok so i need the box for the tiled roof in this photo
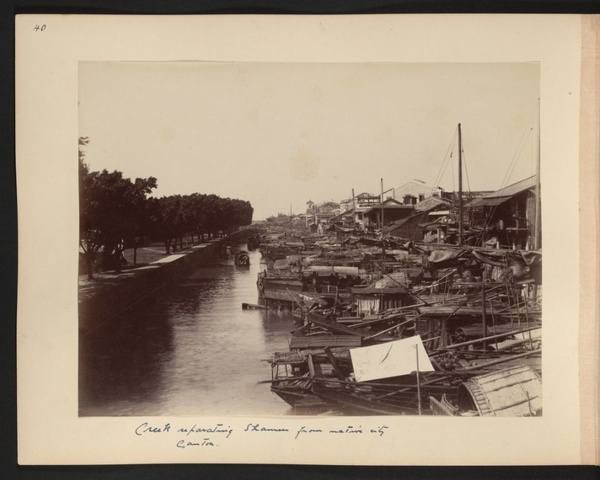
[414,196,451,212]
[483,176,537,199]
[466,176,537,208]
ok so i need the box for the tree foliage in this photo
[79,138,254,277]
[150,193,253,254]
[79,139,157,278]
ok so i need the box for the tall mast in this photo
[458,123,463,246]
[380,178,385,258]
[380,178,384,230]
[534,103,541,250]
[352,188,356,223]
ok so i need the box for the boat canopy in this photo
[302,266,360,277]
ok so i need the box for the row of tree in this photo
[79,137,253,279]
[150,193,253,254]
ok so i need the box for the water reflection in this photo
[78,293,175,415]
[79,248,293,416]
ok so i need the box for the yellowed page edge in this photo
[16,14,583,465]
[579,14,600,466]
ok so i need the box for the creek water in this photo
[79,248,295,416]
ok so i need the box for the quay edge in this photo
[78,228,258,332]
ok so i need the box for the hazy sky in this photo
[79,62,539,220]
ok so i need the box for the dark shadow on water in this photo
[79,293,174,416]
[79,274,224,416]
[79,247,294,416]
[261,308,298,336]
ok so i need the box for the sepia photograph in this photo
[78,61,542,418]
[16,13,591,466]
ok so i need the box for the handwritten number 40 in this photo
[34,24,46,32]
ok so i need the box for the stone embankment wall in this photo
[79,228,256,329]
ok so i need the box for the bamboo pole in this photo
[534,100,541,251]
[310,374,453,388]
[482,270,487,349]
[257,375,310,385]
[363,314,422,341]
[458,123,463,246]
[410,240,541,255]
[455,349,541,373]
[415,344,422,415]
[380,178,384,230]
[440,325,541,350]
[307,354,316,378]
[352,188,356,223]
[324,346,345,380]
[411,268,457,293]
[494,336,540,352]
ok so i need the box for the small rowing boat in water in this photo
[242,302,266,310]
[234,250,250,266]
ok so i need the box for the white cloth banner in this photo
[357,298,380,315]
[350,335,435,382]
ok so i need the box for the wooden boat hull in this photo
[271,387,330,411]
[457,364,542,416]
[312,381,457,416]
[234,250,250,266]
[242,302,266,310]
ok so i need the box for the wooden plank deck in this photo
[290,335,362,349]
[307,313,370,337]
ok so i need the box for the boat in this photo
[247,233,262,250]
[242,302,266,310]
[234,250,250,266]
[268,352,339,413]
[429,364,542,416]
[261,123,543,416]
